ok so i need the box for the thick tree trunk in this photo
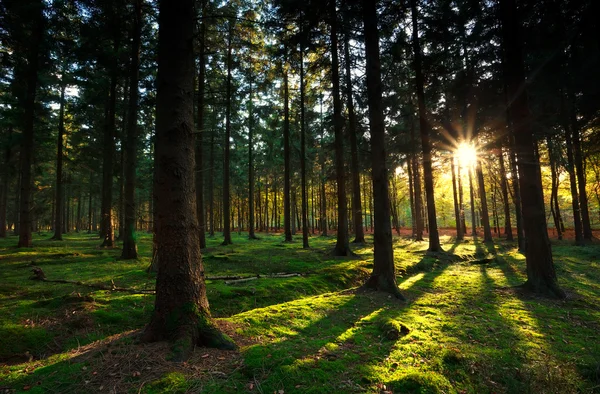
[344,32,365,244]
[361,0,404,299]
[476,159,493,242]
[17,0,44,248]
[410,0,439,250]
[221,22,233,246]
[121,0,142,259]
[299,43,309,248]
[500,0,564,298]
[52,85,66,240]
[100,21,120,248]
[330,1,351,256]
[142,0,235,358]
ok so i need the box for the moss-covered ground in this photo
[0,231,598,393]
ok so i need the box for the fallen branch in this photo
[223,272,304,285]
[30,267,155,294]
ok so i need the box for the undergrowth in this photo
[0,232,598,393]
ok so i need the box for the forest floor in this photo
[0,231,599,393]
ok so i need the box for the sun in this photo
[455,142,478,169]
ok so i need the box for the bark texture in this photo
[361,0,404,299]
[142,0,235,358]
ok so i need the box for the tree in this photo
[51,84,66,240]
[142,0,235,359]
[361,0,404,300]
[221,19,234,246]
[330,0,352,256]
[499,0,564,298]
[410,0,441,252]
[121,0,143,259]
[17,0,45,248]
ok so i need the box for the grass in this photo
[0,231,599,393]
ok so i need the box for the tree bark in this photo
[476,158,493,242]
[142,0,235,358]
[283,58,292,242]
[0,127,12,238]
[344,31,365,244]
[221,21,233,246]
[361,0,404,299]
[17,0,44,248]
[410,0,440,251]
[121,0,142,259]
[196,0,207,248]
[497,146,513,240]
[299,41,309,248]
[330,0,351,256]
[451,157,463,240]
[52,85,66,240]
[500,0,564,298]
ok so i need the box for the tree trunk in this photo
[283,59,292,242]
[564,125,584,245]
[498,146,513,240]
[410,0,440,252]
[329,1,351,256]
[299,42,309,248]
[410,115,424,241]
[451,157,463,240]
[221,21,233,246]
[142,0,235,358]
[319,97,327,237]
[500,0,564,298]
[196,0,207,248]
[208,113,215,237]
[17,0,44,248]
[52,85,66,240]
[100,15,120,248]
[0,127,12,238]
[121,0,142,259]
[469,166,477,236]
[344,31,365,244]
[361,0,404,299]
[247,73,257,239]
[476,158,493,242]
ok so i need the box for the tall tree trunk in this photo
[500,0,564,298]
[100,14,120,248]
[344,31,365,244]
[299,42,309,248]
[564,125,584,245]
[469,166,477,236]
[361,0,404,299]
[476,158,493,242]
[410,115,424,241]
[247,73,258,240]
[122,0,142,259]
[283,58,292,242]
[319,97,327,237]
[221,21,233,246]
[0,127,12,238]
[570,106,592,241]
[17,0,44,248]
[407,158,416,237]
[52,85,66,240]
[330,0,351,256]
[498,146,513,240]
[410,0,440,252]
[208,112,215,237]
[547,136,563,240]
[142,0,235,357]
[451,157,463,240]
[196,0,207,248]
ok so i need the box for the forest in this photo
[0,0,599,392]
